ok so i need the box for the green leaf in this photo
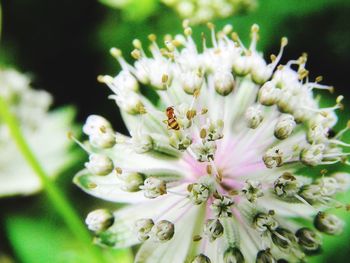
[5,215,133,263]
[99,0,159,22]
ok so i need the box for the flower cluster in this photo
[75,22,350,262]
[0,68,77,196]
[161,0,256,24]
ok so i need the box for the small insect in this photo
[164,106,180,130]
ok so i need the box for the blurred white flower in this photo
[162,0,257,24]
[0,68,78,197]
[74,23,350,262]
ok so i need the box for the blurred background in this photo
[0,0,349,262]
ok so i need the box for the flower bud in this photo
[332,173,350,192]
[274,172,302,198]
[188,183,210,205]
[192,141,217,162]
[277,90,294,113]
[295,228,321,252]
[245,106,264,129]
[263,148,283,169]
[153,220,175,242]
[314,212,343,235]
[135,218,154,241]
[232,56,250,76]
[192,254,211,263]
[307,124,328,144]
[181,71,203,95]
[211,195,234,218]
[316,177,339,197]
[300,144,325,166]
[203,119,224,141]
[204,219,224,242]
[169,131,192,151]
[242,179,264,202]
[119,172,144,192]
[256,249,276,263]
[274,114,296,140]
[149,64,172,90]
[113,70,139,92]
[85,154,114,176]
[271,228,297,250]
[258,81,280,106]
[250,56,273,85]
[214,70,235,96]
[83,115,116,148]
[131,133,153,153]
[299,184,322,204]
[85,209,114,233]
[254,213,278,233]
[141,177,167,198]
[83,115,113,135]
[223,247,245,263]
[111,91,145,115]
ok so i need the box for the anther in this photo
[148,34,157,42]
[110,47,122,58]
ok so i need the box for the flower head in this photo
[75,22,350,262]
[0,68,77,196]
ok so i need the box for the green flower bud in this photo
[214,70,235,96]
[271,228,297,249]
[169,131,192,151]
[211,195,234,218]
[245,106,264,129]
[300,144,325,166]
[192,254,211,263]
[295,227,321,252]
[274,114,296,140]
[85,209,114,233]
[188,183,210,205]
[192,141,217,162]
[258,81,280,106]
[314,212,343,235]
[135,218,154,241]
[85,154,114,176]
[204,219,224,242]
[141,177,167,198]
[274,172,301,198]
[256,249,276,263]
[263,148,283,169]
[223,247,245,263]
[254,212,278,233]
[242,179,264,203]
[153,220,175,242]
[83,115,116,149]
[119,172,144,192]
[131,133,153,153]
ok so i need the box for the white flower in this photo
[0,68,76,197]
[161,0,257,24]
[75,23,350,262]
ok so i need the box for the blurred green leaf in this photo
[5,215,133,263]
[99,0,159,22]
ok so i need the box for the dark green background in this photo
[0,0,349,262]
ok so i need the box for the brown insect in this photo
[164,106,180,130]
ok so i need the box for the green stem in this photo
[0,96,105,263]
